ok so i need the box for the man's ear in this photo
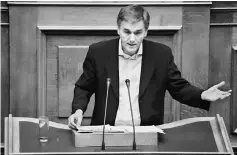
[117,29,120,35]
[144,30,148,37]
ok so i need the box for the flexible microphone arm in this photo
[101,78,111,150]
[125,79,137,150]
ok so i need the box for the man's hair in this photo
[117,5,150,30]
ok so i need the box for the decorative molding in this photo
[37,26,120,31]
[37,25,182,35]
[37,25,182,31]
[7,1,212,6]
[231,46,237,133]
[58,45,89,48]
[210,23,237,26]
[1,7,8,11]
[36,28,47,117]
[211,7,237,12]
[0,23,9,26]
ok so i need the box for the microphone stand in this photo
[125,79,137,150]
[101,78,111,150]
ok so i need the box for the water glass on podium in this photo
[39,116,49,142]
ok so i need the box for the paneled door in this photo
[46,31,179,125]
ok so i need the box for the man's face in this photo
[117,20,148,56]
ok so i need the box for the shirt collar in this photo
[118,38,143,60]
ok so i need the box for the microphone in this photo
[125,79,137,150]
[101,78,111,150]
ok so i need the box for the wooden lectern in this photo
[4,114,234,155]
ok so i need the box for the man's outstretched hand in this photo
[201,81,232,102]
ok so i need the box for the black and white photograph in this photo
[1,1,237,154]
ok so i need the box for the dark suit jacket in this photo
[72,38,210,126]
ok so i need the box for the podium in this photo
[4,114,234,155]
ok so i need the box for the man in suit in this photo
[68,5,231,129]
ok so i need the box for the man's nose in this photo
[130,33,135,42]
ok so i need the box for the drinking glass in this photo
[39,116,49,142]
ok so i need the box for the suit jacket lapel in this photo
[107,38,119,100]
[139,40,155,99]
[106,39,154,100]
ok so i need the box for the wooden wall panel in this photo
[46,35,117,123]
[1,26,9,143]
[209,2,237,133]
[181,6,210,119]
[146,35,177,123]
[1,11,8,23]
[46,33,176,125]
[1,1,7,7]
[233,12,237,23]
[1,1,9,143]
[209,27,232,132]
[171,30,182,121]
[9,6,38,117]
[211,12,233,24]
[58,46,95,118]
[212,2,237,8]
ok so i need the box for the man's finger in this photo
[75,115,82,126]
[220,96,225,100]
[220,94,227,100]
[220,93,231,100]
[225,93,231,97]
[70,121,77,128]
[221,91,231,95]
[69,124,76,130]
[69,122,77,130]
[68,115,77,129]
[76,120,81,127]
[214,81,225,89]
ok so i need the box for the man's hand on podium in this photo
[68,109,83,130]
[201,81,232,102]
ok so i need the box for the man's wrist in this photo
[75,109,83,116]
[201,91,206,100]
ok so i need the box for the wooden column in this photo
[1,1,9,143]
[180,5,211,119]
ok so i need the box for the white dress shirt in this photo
[114,39,142,126]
